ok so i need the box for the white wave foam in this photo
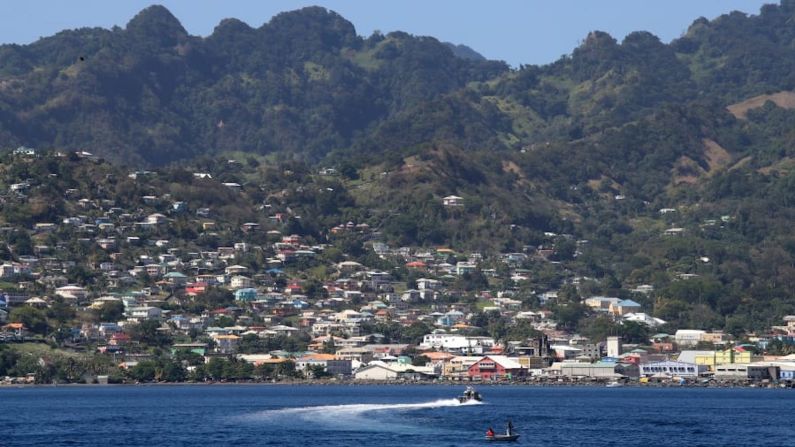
[252,398,471,419]
[239,397,482,429]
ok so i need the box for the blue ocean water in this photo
[1,384,794,446]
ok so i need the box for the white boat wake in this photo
[238,398,481,432]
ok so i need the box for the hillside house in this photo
[442,195,464,207]
[609,299,642,316]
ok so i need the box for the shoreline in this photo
[2,378,791,389]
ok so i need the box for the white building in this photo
[55,285,89,301]
[225,265,249,276]
[0,263,15,279]
[455,262,477,276]
[623,313,667,328]
[230,275,253,289]
[128,306,163,321]
[606,336,622,358]
[639,360,706,378]
[442,195,464,207]
[354,364,398,380]
[419,333,495,354]
[416,278,442,290]
[559,362,620,379]
[145,213,168,225]
[675,330,707,347]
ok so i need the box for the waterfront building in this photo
[354,364,398,380]
[467,355,527,380]
[639,360,706,378]
[557,362,620,379]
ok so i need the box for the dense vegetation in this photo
[4,2,795,335]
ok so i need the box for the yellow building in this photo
[694,349,759,370]
[516,356,549,369]
[443,356,481,377]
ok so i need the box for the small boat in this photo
[485,421,519,442]
[485,434,520,442]
[606,381,623,388]
[457,386,482,403]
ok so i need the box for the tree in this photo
[455,271,489,291]
[306,364,331,378]
[96,301,125,322]
[411,355,430,366]
[504,320,542,342]
[157,360,187,382]
[321,337,337,354]
[619,321,651,344]
[551,302,587,331]
[9,306,49,335]
[174,350,205,367]
[0,346,20,376]
[400,322,433,345]
[47,301,76,325]
[206,357,228,380]
[238,334,266,354]
[129,320,172,348]
[129,360,158,382]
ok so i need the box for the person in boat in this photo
[486,427,495,437]
[506,420,514,436]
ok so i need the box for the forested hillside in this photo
[4,2,795,332]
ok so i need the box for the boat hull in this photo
[485,434,520,442]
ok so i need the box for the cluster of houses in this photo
[2,149,795,384]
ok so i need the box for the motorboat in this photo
[606,381,623,388]
[457,386,482,403]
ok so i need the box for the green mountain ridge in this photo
[3,2,795,332]
[0,5,508,165]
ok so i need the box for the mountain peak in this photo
[126,5,187,45]
[582,30,617,49]
[443,42,486,61]
[264,6,358,49]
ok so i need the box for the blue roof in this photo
[618,299,641,307]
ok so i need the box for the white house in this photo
[230,276,253,289]
[128,306,163,321]
[442,195,464,207]
[455,262,477,276]
[0,263,15,279]
[416,278,442,290]
[55,285,89,301]
[225,265,249,276]
[145,213,168,225]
